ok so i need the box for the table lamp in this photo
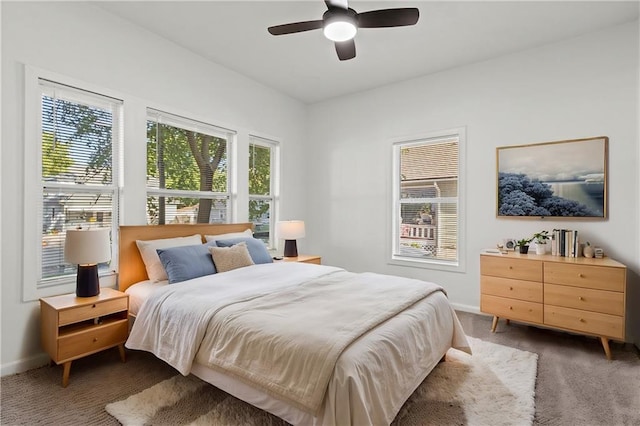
[276,220,305,257]
[64,228,111,297]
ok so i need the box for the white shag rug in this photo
[106,337,537,425]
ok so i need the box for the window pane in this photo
[249,143,271,196]
[396,137,459,265]
[42,95,113,185]
[249,199,271,244]
[147,121,228,193]
[146,195,228,225]
[42,190,113,280]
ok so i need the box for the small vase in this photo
[535,242,547,255]
[583,244,594,258]
[519,245,529,254]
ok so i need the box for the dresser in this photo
[480,252,626,359]
[40,288,129,387]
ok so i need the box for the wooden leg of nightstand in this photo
[62,361,72,388]
[491,316,499,332]
[600,337,612,360]
[118,344,126,363]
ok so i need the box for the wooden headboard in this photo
[118,223,254,292]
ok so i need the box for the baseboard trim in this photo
[1,352,50,377]
[450,302,482,315]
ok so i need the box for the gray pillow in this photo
[215,237,273,264]
[156,242,217,284]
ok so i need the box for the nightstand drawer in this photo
[59,298,128,326]
[481,294,542,324]
[544,263,625,292]
[544,305,624,339]
[480,256,542,281]
[481,276,542,303]
[544,284,624,316]
[58,319,129,361]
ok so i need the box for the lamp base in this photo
[76,264,100,297]
[283,240,298,257]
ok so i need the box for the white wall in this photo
[306,22,640,343]
[1,2,308,374]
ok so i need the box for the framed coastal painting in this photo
[496,136,608,219]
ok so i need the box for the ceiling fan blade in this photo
[325,0,349,10]
[335,40,356,61]
[357,8,419,28]
[268,20,323,35]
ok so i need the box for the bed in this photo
[119,223,470,426]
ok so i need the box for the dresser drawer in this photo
[58,320,129,361]
[58,298,128,326]
[544,263,625,292]
[481,294,543,324]
[544,284,624,316]
[480,256,542,281]
[544,305,624,339]
[481,276,542,303]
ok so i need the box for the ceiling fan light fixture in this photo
[323,20,357,42]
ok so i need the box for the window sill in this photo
[388,256,465,273]
[24,271,118,302]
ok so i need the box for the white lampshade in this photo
[276,220,306,240]
[64,228,111,265]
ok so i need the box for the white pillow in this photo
[204,228,253,243]
[136,234,202,282]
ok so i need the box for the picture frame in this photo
[496,136,608,219]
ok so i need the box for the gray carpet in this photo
[2,311,638,425]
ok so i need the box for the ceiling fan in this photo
[267,0,419,61]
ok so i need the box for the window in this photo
[146,109,235,225]
[24,75,122,299]
[248,136,279,247]
[391,128,466,271]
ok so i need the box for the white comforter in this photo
[127,262,469,425]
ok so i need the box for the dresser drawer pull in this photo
[92,304,97,308]
[509,286,513,291]
[578,296,584,301]
[93,338,98,342]
[509,306,513,310]
[579,318,585,323]
[578,274,584,278]
[508,266,513,270]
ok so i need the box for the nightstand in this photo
[40,287,129,387]
[274,255,321,265]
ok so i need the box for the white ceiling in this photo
[96,1,639,104]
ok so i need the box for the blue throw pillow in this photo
[215,237,273,264]
[156,242,217,284]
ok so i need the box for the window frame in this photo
[145,108,237,225]
[23,66,121,301]
[389,127,466,273]
[248,135,280,249]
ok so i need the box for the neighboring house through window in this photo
[391,127,466,272]
[248,136,279,248]
[146,109,235,225]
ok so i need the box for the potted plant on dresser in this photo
[532,230,550,255]
[516,237,531,254]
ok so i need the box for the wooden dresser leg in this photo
[118,344,126,363]
[62,361,72,388]
[600,337,612,360]
[491,316,499,332]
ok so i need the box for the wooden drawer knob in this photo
[92,304,97,308]
[578,296,584,301]
[578,274,584,278]
[508,266,513,270]
[509,286,513,291]
[579,318,585,323]
[509,306,513,310]
[93,338,98,342]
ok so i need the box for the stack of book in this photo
[550,229,580,257]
